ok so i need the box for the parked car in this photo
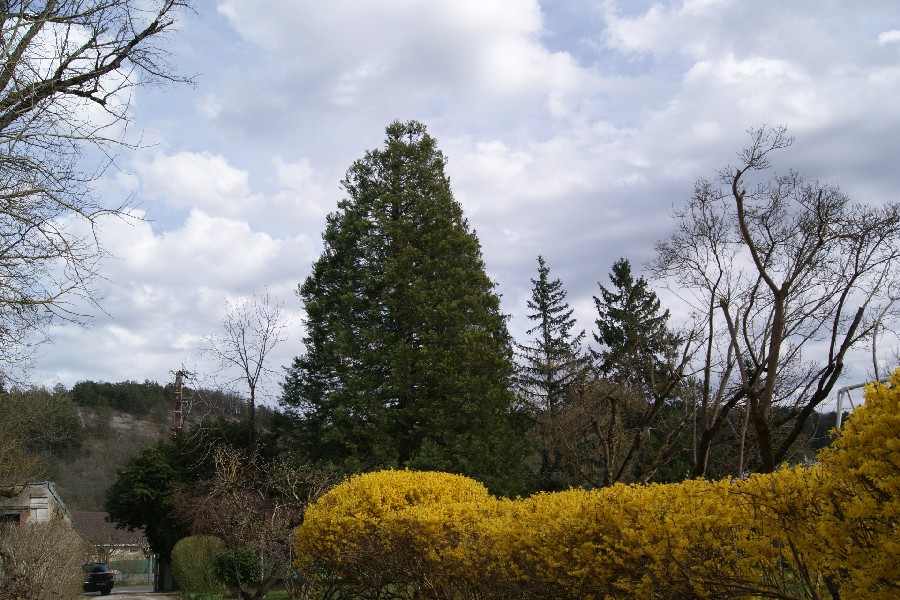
[82,562,114,596]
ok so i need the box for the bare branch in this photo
[654,125,900,474]
[204,291,290,449]
[0,0,192,374]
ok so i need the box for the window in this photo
[29,496,49,522]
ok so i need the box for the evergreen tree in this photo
[517,256,588,415]
[581,258,688,485]
[594,258,677,386]
[517,256,589,490]
[281,120,526,495]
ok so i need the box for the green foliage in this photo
[213,547,263,592]
[282,120,527,496]
[105,418,269,560]
[71,379,170,419]
[104,442,184,561]
[516,256,590,491]
[571,258,689,485]
[517,256,588,412]
[0,386,84,485]
[171,536,227,595]
[0,386,83,462]
[594,258,678,385]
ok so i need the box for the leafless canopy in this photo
[0,0,190,375]
[184,446,334,600]
[204,292,289,448]
[653,126,900,473]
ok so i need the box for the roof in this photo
[72,511,147,547]
[0,481,72,524]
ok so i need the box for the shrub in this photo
[294,369,900,598]
[170,535,226,595]
[213,546,263,593]
[811,369,900,598]
[295,470,492,597]
[0,520,89,600]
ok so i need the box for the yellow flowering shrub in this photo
[294,470,493,597]
[811,370,900,598]
[294,369,900,598]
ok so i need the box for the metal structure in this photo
[834,378,888,430]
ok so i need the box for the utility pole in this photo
[173,370,184,429]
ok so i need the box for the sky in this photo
[29,0,900,408]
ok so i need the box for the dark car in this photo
[82,562,114,596]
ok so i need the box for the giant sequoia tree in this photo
[281,121,526,495]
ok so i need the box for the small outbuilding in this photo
[0,481,72,525]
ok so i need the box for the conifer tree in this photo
[517,256,588,413]
[573,258,689,485]
[594,258,676,386]
[516,256,589,490]
[281,121,526,495]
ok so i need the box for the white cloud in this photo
[99,209,314,289]
[134,151,252,213]
[602,0,728,57]
[197,94,225,119]
[34,205,315,390]
[878,29,900,45]
[27,0,900,394]
[215,0,595,114]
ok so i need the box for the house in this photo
[0,481,72,525]
[72,511,149,563]
[72,511,153,583]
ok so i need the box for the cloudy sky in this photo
[31,0,900,407]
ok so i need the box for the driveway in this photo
[85,585,176,597]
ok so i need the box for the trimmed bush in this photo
[170,535,226,595]
[213,546,263,593]
[295,369,900,598]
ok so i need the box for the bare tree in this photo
[0,0,191,377]
[653,126,900,474]
[205,292,289,449]
[0,520,90,600]
[183,446,334,600]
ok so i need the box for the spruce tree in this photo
[588,258,686,485]
[281,120,526,495]
[517,256,587,414]
[517,256,589,490]
[594,258,676,386]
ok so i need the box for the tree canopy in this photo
[105,418,265,560]
[281,120,527,495]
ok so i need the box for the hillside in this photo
[54,408,170,511]
[1,380,257,512]
[3,379,841,512]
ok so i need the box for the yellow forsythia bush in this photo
[811,370,900,597]
[295,470,494,596]
[295,369,900,599]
